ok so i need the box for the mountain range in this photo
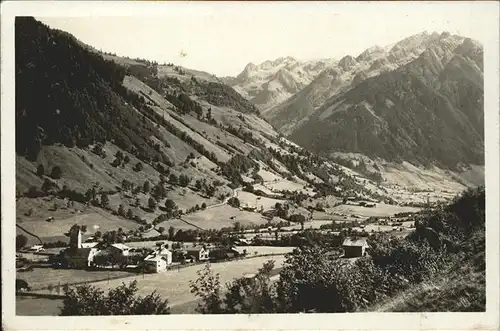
[222,57,337,112]
[226,31,484,170]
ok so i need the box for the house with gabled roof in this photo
[143,254,170,273]
[186,246,210,262]
[110,243,131,256]
[342,237,369,258]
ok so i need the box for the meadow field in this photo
[63,255,288,308]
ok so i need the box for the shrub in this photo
[61,280,170,315]
[36,164,45,176]
[228,197,240,208]
[50,166,62,179]
[148,198,157,211]
[179,174,190,187]
[133,162,144,172]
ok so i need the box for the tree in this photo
[224,260,277,313]
[189,261,277,314]
[111,158,121,167]
[315,202,324,210]
[201,202,207,209]
[152,183,166,200]
[143,180,151,193]
[148,197,157,211]
[94,231,102,240]
[158,227,165,234]
[168,226,176,240]
[289,214,306,226]
[133,162,143,172]
[16,235,28,250]
[195,180,202,191]
[123,155,131,165]
[41,178,58,193]
[126,209,134,219]
[50,166,62,179]
[115,151,124,161]
[278,245,384,313]
[36,164,45,177]
[189,263,223,314]
[164,199,177,212]
[117,204,125,217]
[169,174,178,185]
[60,280,170,315]
[228,197,240,208]
[100,193,110,208]
[179,174,190,187]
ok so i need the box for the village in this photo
[15,194,419,302]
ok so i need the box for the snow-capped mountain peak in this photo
[223,56,337,111]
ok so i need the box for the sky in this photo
[36,2,496,77]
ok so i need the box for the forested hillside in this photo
[16,17,168,165]
[17,17,389,246]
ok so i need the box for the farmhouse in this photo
[142,244,173,272]
[81,242,99,249]
[186,247,210,262]
[143,255,169,273]
[150,244,173,265]
[109,243,131,257]
[342,237,369,258]
[28,245,44,252]
[210,246,240,261]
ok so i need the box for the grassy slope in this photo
[373,263,485,312]
[15,67,296,239]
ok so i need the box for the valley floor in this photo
[16,253,289,315]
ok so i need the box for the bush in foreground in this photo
[60,280,170,315]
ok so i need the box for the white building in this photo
[143,255,169,273]
[29,245,44,252]
[186,247,210,261]
[81,242,99,249]
[143,243,173,270]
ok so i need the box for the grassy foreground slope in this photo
[367,186,486,312]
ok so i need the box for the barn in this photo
[342,238,369,258]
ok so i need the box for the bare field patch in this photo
[19,268,134,291]
[330,203,421,218]
[237,191,285,210]
[265,179,312,195]
[181,205,270,230]
[16,197,139,240]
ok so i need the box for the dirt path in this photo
[16,224,44,245]
[206,187,242,210]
